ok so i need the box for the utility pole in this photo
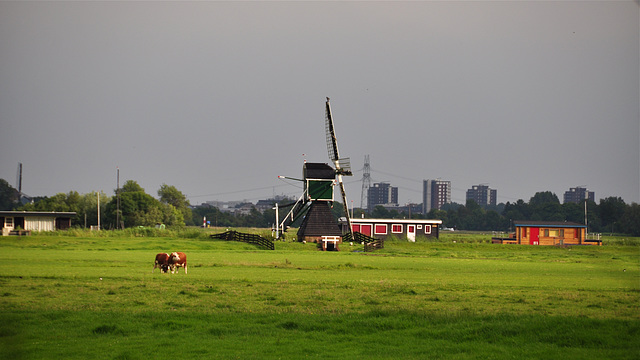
[360,155,371,211]
[273,202,279,240]
[116,167,121,229]
[97,191,100,230]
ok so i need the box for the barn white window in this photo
[374,224,388,235]
[5,217,13,229]
[424,225,431,234]
[391,224,403,233]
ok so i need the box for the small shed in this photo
[342,218,442,242]
[492,220,600,246]
[1,211,76,235]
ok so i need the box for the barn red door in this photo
[360,224,372,237]
[530,227,539,245]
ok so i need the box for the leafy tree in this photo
[121,180,144,193]
[502,199,529,222]
[529,191,560,207]
[20,192,77,212]
[427,209,448,226]
[561,202,584,224]
[76,191,111,228]
[528,192,562,221]
[598,197,626,233]
[158,184,193,225]
[0,179,20,210]
[619,203,640,236]
[104,181,184,228]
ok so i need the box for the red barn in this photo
[341,218,442,242]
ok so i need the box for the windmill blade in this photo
[325,97,353,238]
[325,97,340,163]
[325,98,352,176]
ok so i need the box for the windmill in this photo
[276,98,352,249]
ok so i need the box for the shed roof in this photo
[0,211,76,217]
[513,220,586,228]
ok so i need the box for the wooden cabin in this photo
[342,218,442,242]
[492,221,601,246]
[1,211,76,235]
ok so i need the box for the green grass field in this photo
[1,230,638,359]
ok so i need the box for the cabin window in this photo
[374,224,388,235]
[544,229,549,237]
[391,224,403,233]
[549,229,558,237]
[559,229,564,238]
[424,225,431,234]
[5,217,13,228]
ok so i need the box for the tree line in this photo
[1,178,638,236]
[0,179,193,229]
[361,191,639,236]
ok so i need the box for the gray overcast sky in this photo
[1,1,638,207]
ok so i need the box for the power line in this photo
[188,183,292,199]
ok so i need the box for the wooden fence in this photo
[343,231,384,252]
[210,230,275,250]
[364,240,384,252]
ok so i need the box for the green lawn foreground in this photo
[0,233,638,359]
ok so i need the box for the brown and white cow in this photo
[168,252,187,274]
[153,253,170,273]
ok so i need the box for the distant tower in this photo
[360,155,371,210]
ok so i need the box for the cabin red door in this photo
[530,227,539,245]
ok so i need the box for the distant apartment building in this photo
[423,179,451,214]
[367,182,398,211]
[563,187,595,204]
[466,184,497,207]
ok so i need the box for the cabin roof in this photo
[513,220,586,228]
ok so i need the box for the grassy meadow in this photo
[0,228,638,359]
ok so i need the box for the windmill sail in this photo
[325,98,353,238]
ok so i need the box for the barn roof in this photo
[347,218,442,225]
[513,220,586,228]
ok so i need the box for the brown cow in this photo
[168,252,187,274]
[153,253,170,273]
